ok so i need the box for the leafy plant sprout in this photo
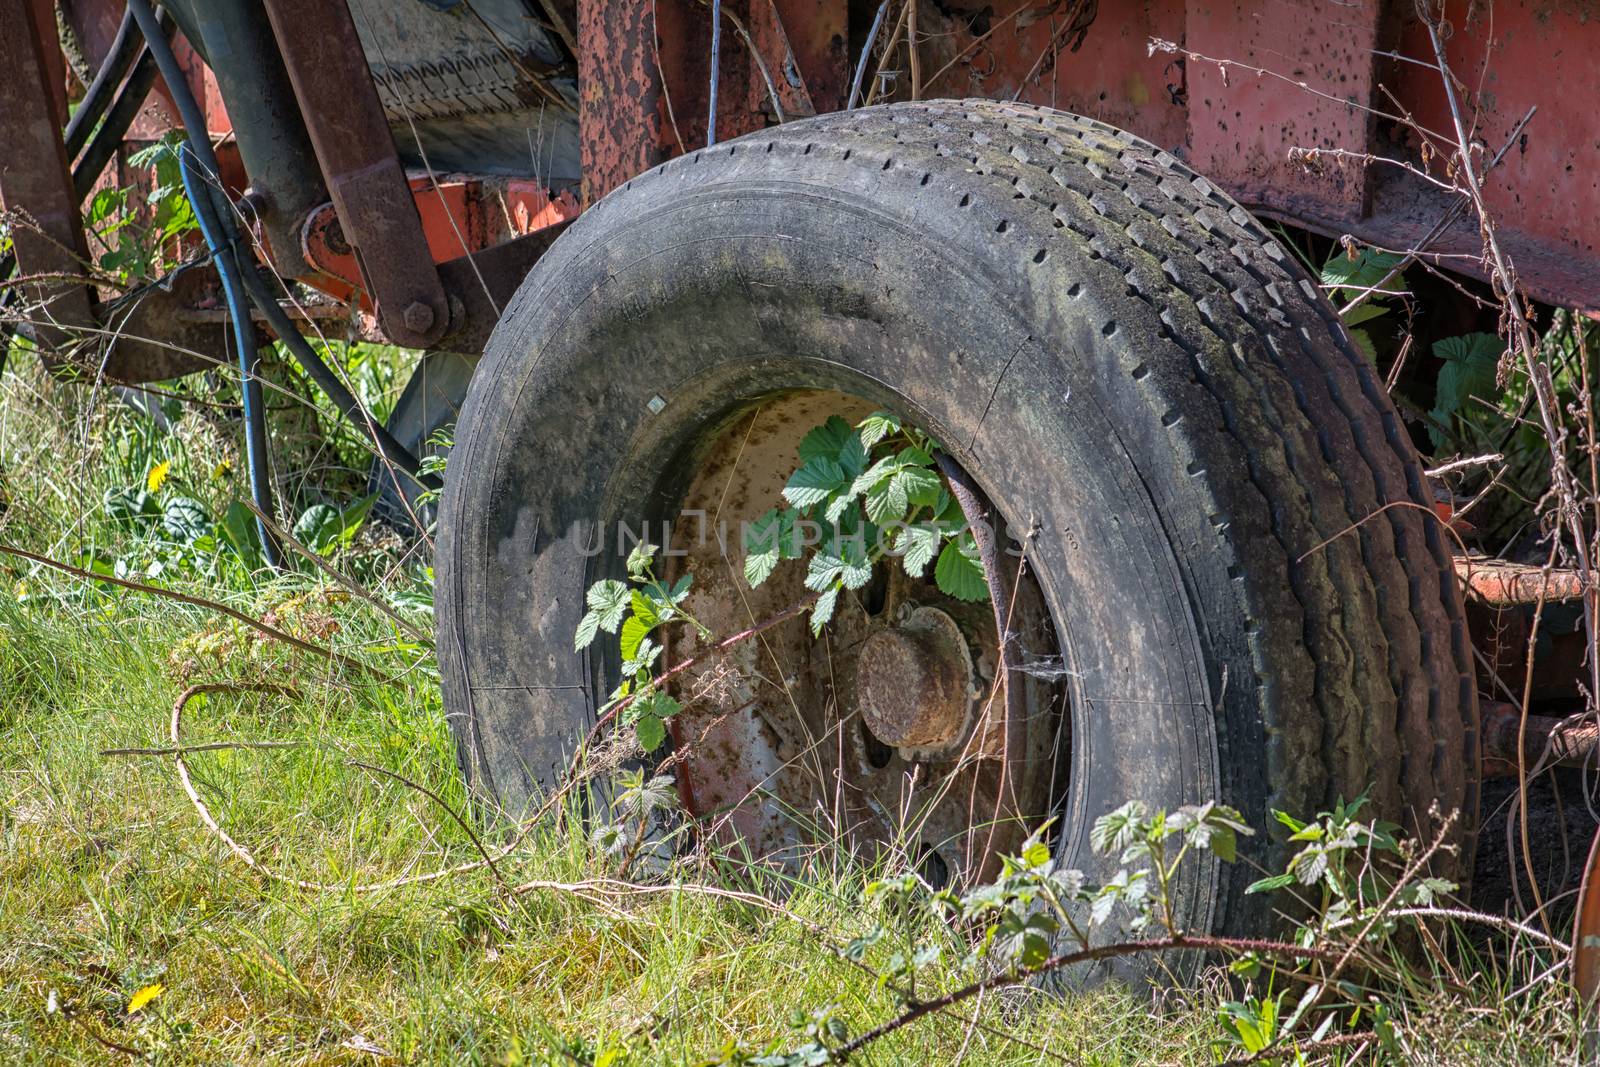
[575,409,991,753]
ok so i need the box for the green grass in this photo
[0,359,1586,1064]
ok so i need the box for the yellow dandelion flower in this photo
[146,460,171,493]
[126,982,163,1014]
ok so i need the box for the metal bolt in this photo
[402,300,436,336]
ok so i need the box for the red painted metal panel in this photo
[926,0,1188,152]
[1393,1,1600,296]
[1185,0,1380,216]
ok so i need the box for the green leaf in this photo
[574,611,602,651]
[292,503,342,552]
[897,524,941,577]
[783,457,848,510]
[934,535,988,602]
[1320,246,1408,299]
[626,541,658,578]
[619,614,655,661]
[900,466,943,508]
[161,496,212,545]
[837,432,869,479]
[104,487,161,527]
[744,508,805,587]
[585,579,631,633]
[863,473,909,523]
[798,416,855,464]
[1340,302,1388,328]
[219,501,262,563]
[810,585,840,636]
[857,411,901,449]
[635,714,666,752]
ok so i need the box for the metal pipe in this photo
[62,6,140,161]
[179,0,328,278]
[73,46,161,200]
[708,0,722,146]
[1481,700,1600,775]
[847,1,889,110]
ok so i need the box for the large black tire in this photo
[436,101,1477,939]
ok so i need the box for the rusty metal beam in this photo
[577,0,685,206]
[1481,700,1600,777]
[0,0,97,363]
[260,0,448,349]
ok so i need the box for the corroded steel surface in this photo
[663,391,1063,883]
[577,0,680,206]
[1480,700,1600,777]
[261,0,448,349]
[1458,557,1588,607]
[1185,0,1380,217]
[1576,827,1600,1010]
[0,0,96,360]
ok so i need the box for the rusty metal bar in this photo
[1480,700,1600,776]
[1457,557,1588,607]
[259,0,448,349]
[0,0,97,363]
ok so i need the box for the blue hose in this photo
[178,149,280,567]
[125,0,278,566]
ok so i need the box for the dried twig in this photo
[0,542,380,676]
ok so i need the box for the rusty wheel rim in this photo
[659,390,1067,886]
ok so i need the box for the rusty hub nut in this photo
[402,300,436,336]
[856,623,969,748]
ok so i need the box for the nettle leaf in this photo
[585,579,631,631]
[857,411,901,449]
[864,473,909,523]
[783,456,848,510]
[626,540,658,578]
[574,611,603,651]
[798,415,855,464]
[822,487,859,525]
[896,524,941,577]
[810,585,840,636]
[837,432,869,479]
[1091,801,1147,853]
[900,465,942,508]
[743,508,804,586]
[1321,246,1408,299]
[934,534,988,602]
[805,553,846,592]
[634,713,667,753]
